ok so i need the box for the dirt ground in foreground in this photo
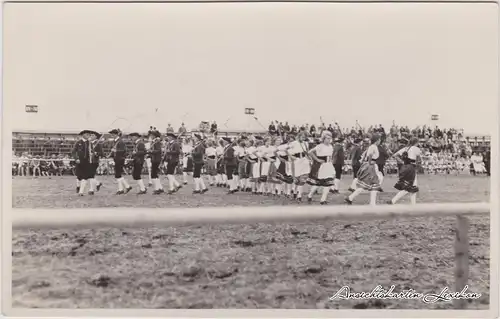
[12,175,490,309]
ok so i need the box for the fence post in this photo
[453,215,470,309]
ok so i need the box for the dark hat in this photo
[88,130,102,138]
[128,132,141,138]
[79,130,93,136]
[221,137,232,143]
[108,129,121,135]
[149,130,161,138]
[398,138,409,144]
[254,136,264,141]
[193,133,203,140]
[166,132,177,139]
[334,136,344,143]
[354,138,363,143]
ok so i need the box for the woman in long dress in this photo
[306,132,335,205]
[388,137,421,205]
[276,136,293,193]
[237,139,249,191]
[287,132,310,201]
[250,137,264,194]
[267,137,282,195]
[258,137,273,195]
[182,138,194,185]
[345,134,383,206]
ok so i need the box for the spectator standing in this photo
[178,123,187,135]
[166,124,174,133]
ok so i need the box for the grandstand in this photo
[12,129,491,157]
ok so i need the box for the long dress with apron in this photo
[355,144,383,191]
[266,145,281,184]
[287,140,310,185]
[182,144,194,172]
[205,146,217,176]
[259,146,271,182]
[246,146,259,182]
[145,141,152,169]
[471,155,486,173]
[306,143,335,187]
[276,143,293,184]
[394,145,421,193]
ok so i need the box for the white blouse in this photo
[277,144,289,156]
[205,147,216,157]
[313,143,334,159]
[288,141,308,155]
[363,144,379,161]
[216,146,224,156]
[395,146,422,160]
[246,146,257,159]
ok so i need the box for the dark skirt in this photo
[276,160,293,184]
[355,162,382,191]
[217,160,225,174]
[206,158,217,176]
[394,164,419,193]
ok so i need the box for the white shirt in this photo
[145,142,151,151]
[312,143,334,160]
[395,145,422,160]
[364,144,380,161]
[234,146,244,157]
[288,141,308,155]
[266,146,277,158]
[277,144,289,156]
[256,145,266,158]
[246,146,257,159]
[205,147,216,157]
[216,146,224,156]
[182,144,193,155]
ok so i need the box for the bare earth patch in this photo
[12,175,490,309]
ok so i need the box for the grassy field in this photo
[11,174,490,309]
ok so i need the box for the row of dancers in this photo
[72,128,422,205]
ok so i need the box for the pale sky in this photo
[3,2,498,134]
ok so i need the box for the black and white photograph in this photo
[3,0,497,314]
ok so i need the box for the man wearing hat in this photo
[221,137,238,194]
[72,130,91,196]
[129,132,147,194]
[330,136,345,194]
[145,133,154,187]
[191,133,208,194]
[348,138,363,192]
[109,129,132,195]
[87,131,104,194]
[164,132,182,194]
[148,130,165,194]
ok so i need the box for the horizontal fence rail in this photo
[11,202,490,310]
[12,202,489,229]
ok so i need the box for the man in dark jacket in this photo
[164,132,182,194]
[129,132,147,194]
[149,131,165,194]
[222,137,238,194]
[376,142,390,187]
[192,133,208,194]
[109,128,133,195]
[330,137,345,194]
[87,131,104,195]
[72,130,90,196]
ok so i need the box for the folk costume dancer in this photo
[215,140,226,187]
[266,138,280,195]
[307,132,335,204]
[256,137,270,195]
[348,138,363,192]
[72,130,91,196]
[164,132,182,194]
[248,138,261,193]
[246,138,259,193]
[388,137,421,205]
[276,136,293,196]
[287,132,310,200]
[88,131,104,194]
[345,134,383,206]
[376,141,390,189]
[270,137,286,196]
[129,133,147,194]
[192,133,208,194]
[182,138,194,185]
[232,140,243,191]
[237,139,249,191]
[222,137,238,194]
[145,136,153,186]
[330,137,345,194]
[205,140,218,186]
[109,129,133,195]
[149,131,165,194]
